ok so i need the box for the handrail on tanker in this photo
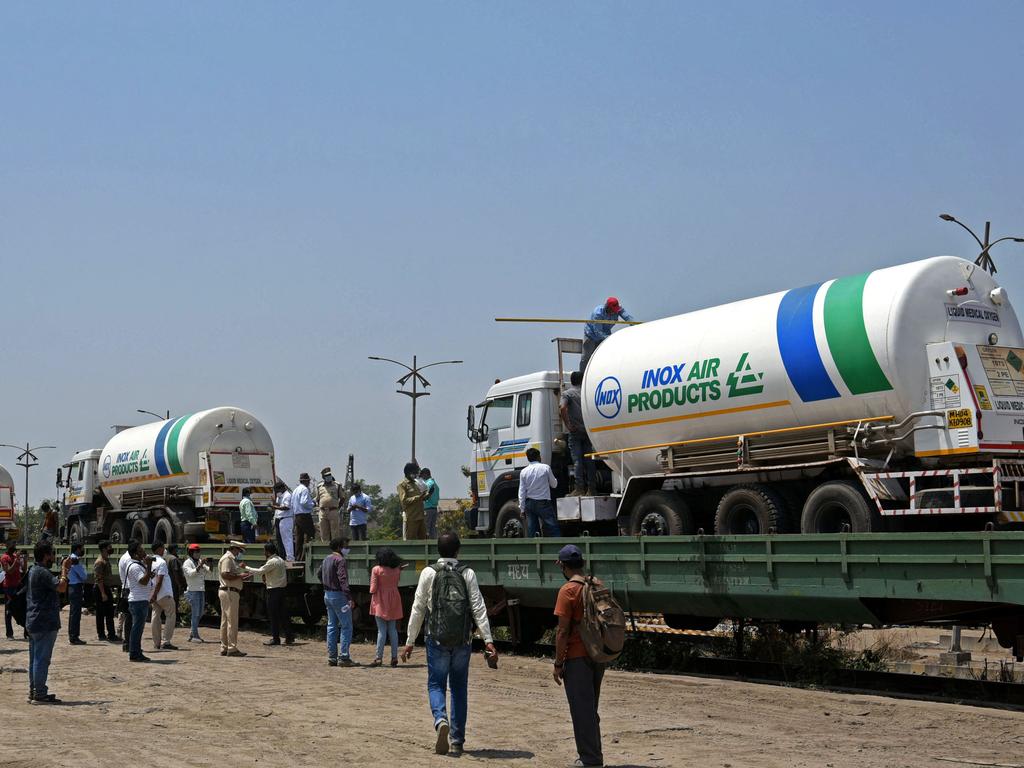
[586,415,897,459]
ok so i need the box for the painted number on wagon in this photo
[507,564,529,580]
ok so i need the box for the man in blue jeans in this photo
[402,533,498,757]
[25,539,70,704]
[518,448,562,538]
[320,536,356,667]
[123,541,156,663]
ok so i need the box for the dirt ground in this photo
[2,612,1023,768]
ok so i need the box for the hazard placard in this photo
[947,408,974,429]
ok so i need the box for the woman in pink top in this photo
[370,547,404,666]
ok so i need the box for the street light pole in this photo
[0,443,57,544]
[137,409,170,421]
[939,214,1024,275]
[368,355,463,463]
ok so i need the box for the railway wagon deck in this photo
[46,532,1024,657]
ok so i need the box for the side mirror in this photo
[466,405,476,441]
[55,468,63,487]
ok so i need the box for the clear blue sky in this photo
[2,3,1023,505]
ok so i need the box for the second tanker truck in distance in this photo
[468,256,1024,537]
[60,407,276,546]
[0,464,16,541]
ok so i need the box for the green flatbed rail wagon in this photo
[46,532,1024,659]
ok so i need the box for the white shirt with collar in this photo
[518,460,557,509]
[182,556,211,592]
[118,549,133,585]
[405,558,493,645]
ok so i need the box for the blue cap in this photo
[557,544,584,566]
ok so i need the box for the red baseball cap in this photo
[605,296,621,312]
[187,543,201,552]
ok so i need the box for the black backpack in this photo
[7,565,31,628]
[427,563,473,647]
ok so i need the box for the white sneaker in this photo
[435,720,450,755]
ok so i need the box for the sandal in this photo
[370,658,383,667]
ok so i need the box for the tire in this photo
[108,519,130,545]
[800,481,880,534]
[629,491,694,536]
[130,518,153,545]
[714,484,790,535]
[153,517,175,546]
[494,499,526,539]
[68,520,87,545]
[183,522,208,542]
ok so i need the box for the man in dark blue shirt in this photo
[26,539,70,704]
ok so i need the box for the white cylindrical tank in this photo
[0,464,15,515]
[583,257,1023,477]
[98,407,274,510]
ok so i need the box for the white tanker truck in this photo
[469,256,1024,536]
[0,464,16,540]
[60,407,277,545]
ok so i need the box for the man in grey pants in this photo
[552,544,604,767]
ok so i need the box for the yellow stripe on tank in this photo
[590,400,791,434]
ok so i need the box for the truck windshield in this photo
[482,396,514,432]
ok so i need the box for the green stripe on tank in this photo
[166,414,192,474]
[823,273,892,394]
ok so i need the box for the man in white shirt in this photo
[273,481,295,562]
[401,533,498,758]
[290,472,316,560]
[118,539,139,653]
[124,541,155,662]
[148,543,178,651]
[181,544,212,642]
[518,448,562,538]
[241,542,293,646]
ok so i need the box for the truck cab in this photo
[468,371,572,536]
[60,449,104,543]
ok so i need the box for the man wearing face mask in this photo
[552,544,604,768]
[291,473,317,560]
[272,481,295,562]
[398,462,431,540]
[319,536,356,667]
[316,467,344,544]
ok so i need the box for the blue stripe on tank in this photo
[776,283,840,402]
[153,419,176,477]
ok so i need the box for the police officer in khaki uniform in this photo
[316,467,344,543]
[218,541,251,657]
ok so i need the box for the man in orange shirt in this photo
[552,544,604,768]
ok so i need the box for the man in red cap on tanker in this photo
[580,297,634,373]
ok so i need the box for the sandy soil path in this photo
[2,619,1022,768]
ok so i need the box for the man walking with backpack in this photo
[553,544,625,768]
[401,533,498,757]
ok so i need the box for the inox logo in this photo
[594,376,623,419]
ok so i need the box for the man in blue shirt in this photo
[420,468,441,538]
[66,543,88,645]
[347,483,373,541]
[580,296,634,373]
[27,539,70,704]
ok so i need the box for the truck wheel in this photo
[108,519,130,545]
[68,520,87,545]
[714,485,790,535]
[800,481,879,533]
[629,491,694,536]
[130,518,153,545]
[494,500,525,538]
[184,522,208,542]
[153,517,175,546]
